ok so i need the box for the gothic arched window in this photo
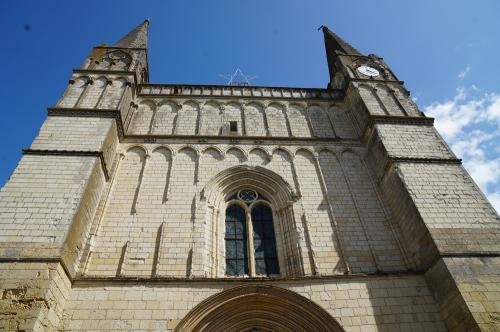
[252,205,279,275]
[225,205,249,276]
[225,190,280,277]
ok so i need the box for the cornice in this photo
[48,107,125,137]
[139,84,344,101]
[390,157,462,164]
[73,69,136,76]
[23,148,110,181]
[72,69,139,87]
[361,115,434,143]
[370,114,434,125]
[123,134,361,145]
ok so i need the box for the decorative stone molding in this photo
[22,148,110,181]
[139,84,343,101]
[174,284,345,332]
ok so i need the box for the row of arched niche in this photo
[356,82,421,117]
[126,99,360,139]
[107,143,407,276]
[57,75,129,109]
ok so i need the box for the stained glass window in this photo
[225,204,248,276]
[251,204,280,275]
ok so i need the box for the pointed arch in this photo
[340,149,406,271]
[176,101,200,135]
[328,106,358,139]
[294,147,315,158]
[271,147,294,159]
[79,76,107,108]
[318,149,378,273]
[225,147,247,164]
[129,99,156,134]
[126,145,148,157]
[223,102,244,135]
[175,285,344,332]
[203,165,296,211]
[58,76,90,108]
[177,145,199,157]
[269,147,297,202]
[201,146,224,158]
[153,100,178,134]
[199,101,222,135]
[287,103,312,137]
[248,147,271,166]
[308,104,334,138]
[100,77,128,109]
[147,147,173,204]
[85,143,147,276]
[249,147,271,159]
[202,165,302,277]
[317,147,337,156]
[244,102,267,136]
[394,86,419,116]
[375,84,405,116]
[183,99,202,109]
[199,147,224,187]
[358,83,386,115]
[151,145,174,156]
[266,102,289,137]
[294,147,347,274]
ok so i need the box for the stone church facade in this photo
[1,20,499,331]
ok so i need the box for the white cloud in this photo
[424,87,500,213]
[425,87,479,140]
[451,130,493,160]
[487,192,500,213]
[485,94,500,122]
[458,66,470,79]
[463,158,500,190]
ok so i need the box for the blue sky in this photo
[0,0,499,212]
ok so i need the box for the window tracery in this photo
[224,189,279,277]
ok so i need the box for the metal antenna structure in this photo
[219,68,257,86]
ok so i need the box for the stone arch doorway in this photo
[175,285,344,331]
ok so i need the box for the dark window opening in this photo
[229,121,238,132]
[225,205,249,276]
[251,205,280,275]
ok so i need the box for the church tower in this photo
[0,21,498,331]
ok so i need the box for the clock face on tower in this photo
[357,65,380,77]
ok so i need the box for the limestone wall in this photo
[57,75,128,110]
[0,262,71,331]
[62,276,446,331]
[0,155,101,258]
[125,98,360,139]
[82,141,407,278]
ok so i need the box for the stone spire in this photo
[321,26,362,86]
[114,19,149,49]
[321,26,361,56]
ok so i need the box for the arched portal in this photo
[175,285,345,332]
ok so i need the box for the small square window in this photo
[229,121,238,132]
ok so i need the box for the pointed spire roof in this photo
[321,26,361,56]
[114,19,149,48]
